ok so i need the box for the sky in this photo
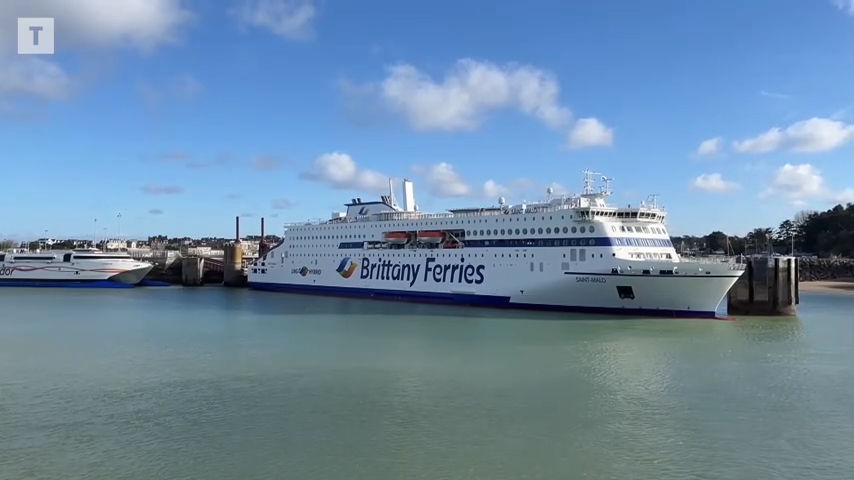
[0,0,852,241]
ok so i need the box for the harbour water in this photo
[0,288,851,480]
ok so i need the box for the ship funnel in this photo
[403,178,416,212]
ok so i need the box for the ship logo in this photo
[299,266,309,277]
[358,206,370,215]
[336,257,358,279]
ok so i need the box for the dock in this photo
[727,256,799,316]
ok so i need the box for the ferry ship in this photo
[0,249,154,288]
[248,170,745,318]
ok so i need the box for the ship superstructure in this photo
[248,170,744,318]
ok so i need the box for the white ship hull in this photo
[247,172,746,318]
[249,254,742,318]
[0,250,154,288]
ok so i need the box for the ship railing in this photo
[282,200,672,226]
[677,256,748,270]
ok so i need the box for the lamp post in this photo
[93,218,97,248]
[117,213,122,240]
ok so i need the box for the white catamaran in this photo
[0,249,154,288]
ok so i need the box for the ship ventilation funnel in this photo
[403,179,416,212]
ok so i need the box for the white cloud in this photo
[759,90,790,99]
[299,152,388,192]
[137,74,202,109]
[375,59,571,132]
[567,117,614,149]
[232,0,316,41]
[761,163,852,205]
[411,164,554,201]
[690,173,740,192]
[833,0,854,16]
[733,118,854,154]
[0,57,73,100]
[695,137,723,157]
[0,0,192,105]
[0,0,192,53]
[412,163,472,197]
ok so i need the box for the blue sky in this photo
[0,0,852,241]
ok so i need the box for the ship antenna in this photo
[388,177,399,209]
[581,169,599,195]
[601,176,613,197]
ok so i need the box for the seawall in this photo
[798,258,854,281]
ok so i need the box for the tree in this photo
[776,219,796,253]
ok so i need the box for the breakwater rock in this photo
[798,258,854,281]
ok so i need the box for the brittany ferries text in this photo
[359,257,485,287]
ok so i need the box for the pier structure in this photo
[727,256,799,316]
[223,215,247,287]
[181,256,205,286]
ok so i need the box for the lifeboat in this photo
[383,232,409,245]
[417,231,445,244]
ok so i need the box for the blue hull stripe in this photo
[247,281,718,319]
[0,280,134,288]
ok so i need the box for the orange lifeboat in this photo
[383,232,409,245]
[417,231,445,244]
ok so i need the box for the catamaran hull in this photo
[0,265,154,288]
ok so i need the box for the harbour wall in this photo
[798,258,854,281]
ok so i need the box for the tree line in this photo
[2,204,852,258]
[671,203,854,258]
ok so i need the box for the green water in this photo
[0,288,851,480]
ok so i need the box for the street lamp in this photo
[117,213,122,239]
[93,218,97,248]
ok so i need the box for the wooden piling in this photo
[181,257,204,286]
[727,256,798,316]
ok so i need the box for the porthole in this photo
[589,226,595,233]
[562,227,568,234]
[538,228,544,234]
[523,228,528,235]
[571,227,577,233]
[546,227,552,234]
[515,229,520,235]
[580,226,586,233]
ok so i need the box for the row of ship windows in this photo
[287,224,668,241]
[470,225,595,236]
[337,238,675,248]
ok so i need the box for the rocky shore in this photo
[798,258,854,282]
